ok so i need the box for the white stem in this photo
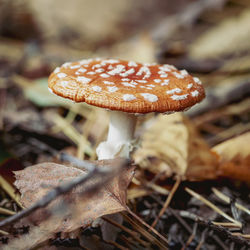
[96,111,137,160]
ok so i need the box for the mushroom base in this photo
[96,111,137,160]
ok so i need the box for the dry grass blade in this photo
[51,113,93,156]
[212,222,241,228]
[103,216,148,247]
[231,233,250,239]
[0,176,23,208]
[185,187,242,227]
[0,230,9,236]
[212,188,250,215]
[0,207,16,216]
[126,207,168,247]
[151,176,181,228]
[123,212,168,249]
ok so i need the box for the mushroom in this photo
[48,58,205,160]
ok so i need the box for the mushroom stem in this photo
[96,111,137,160]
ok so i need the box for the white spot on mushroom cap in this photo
[180,69,188,76]
[187,83,193,89]
[57,73,67,78]
[161,79,169,86]
[194,77,202,84]
[77,76,91,84]
[103,59,119,64]
[172,71,185,79]
[78,68,87,73]
[61,80,69,87]
[87,71,96,75]
[154,79,161,83]
[191,90,199,97]
[166,88,182,94]
[103,81,115,85]
[140,93,158,102]
[123,94,136,101]
[108,65,125,75]
[62,62,71,68]
[136,66,151,78]
[122,78,130,81]
[92,86,102,92]
[100,73,110,78]
[120,68,135,77]
[92,64,102,69]
[70,65,80,69]
[122,82,136,88]
[79,59,93,65]
[128,61,138,67]
[171,94,188,100]
[136,80,147,83]
[48,87,53,94]
[95,68,104,73]
[147,84,155,88]
[107,86,118,93]
[54,67,60,74]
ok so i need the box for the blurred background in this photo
[0,0,250,248]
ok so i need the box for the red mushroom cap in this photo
[48,58,205,113]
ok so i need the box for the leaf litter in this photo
[1,0,250,249]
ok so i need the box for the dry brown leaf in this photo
[14,161,134,232]
[133,113,218,181]
[189,9,250,59]
[213,132,250,182]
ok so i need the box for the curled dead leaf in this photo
[14,160,134,232]
[133,113,219,181]
[213,132,250,182]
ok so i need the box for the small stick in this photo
[151,176,181,228]
[102,216,148,247]
[231,233,250,239]
[212,222,241,228]
[185,187,242,227]
[182,222,197,250]
[0,207,16,216]
[0,229,9,236]
[196,228,208,250]
[212,188,250,216]
[125,207,168,246]
[179,210,250,247]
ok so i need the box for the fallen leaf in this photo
[14,160,134,232]
[213,132,250,182]
[133,113,218,181]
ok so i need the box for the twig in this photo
[179,210,250,247]
[126,207,168,247]
[151,176,181,228]
[102,216,148,247]
[0,158,127,228]
[185,187,242,227]
[182,222,197,250]
[0,207,16,216]
[122,212,167,249]
[0,230,9,236]
[196,228,208,250]
[212,222,241,228]
[212,188,250,216]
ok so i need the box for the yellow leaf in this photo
[133,113,218,181]
[213,132,250,182]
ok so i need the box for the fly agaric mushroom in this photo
[48,58,205,160]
